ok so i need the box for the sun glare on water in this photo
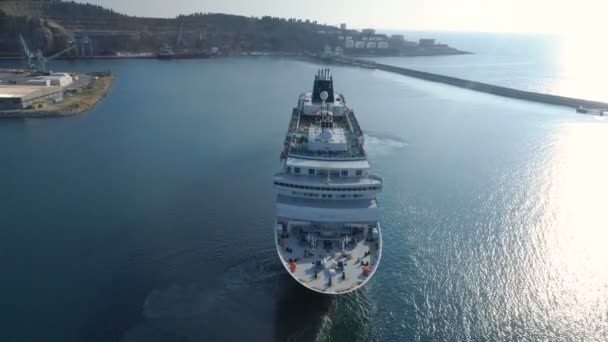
[535,122,608,333]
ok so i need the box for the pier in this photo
[312,55,608,110]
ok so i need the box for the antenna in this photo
[320,90,328,116]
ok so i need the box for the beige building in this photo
[0,85,63,110]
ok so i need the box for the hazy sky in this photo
[84,0,606,34]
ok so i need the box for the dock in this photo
[0,70,114,118]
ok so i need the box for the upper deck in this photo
[288,111,365,159]
[280,69,367,161]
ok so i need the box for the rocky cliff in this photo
[0,0,331,56]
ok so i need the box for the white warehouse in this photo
[27,73,74,87]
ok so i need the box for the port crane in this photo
[176,21,185,49]
[18,34,78,73]
[78,32,93,56]
[18,34,36,69]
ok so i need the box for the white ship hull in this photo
[273,69,383,295]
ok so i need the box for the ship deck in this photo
[285,110,366,160]
[276,222,381,294]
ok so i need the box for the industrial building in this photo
[0,85,63,110]
[27,73,74,87]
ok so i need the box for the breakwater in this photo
[315,55,608,109]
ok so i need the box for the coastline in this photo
[5,51,605,120]
[0,48,470,61]
[0,55,155,60]
[0,73,114,119]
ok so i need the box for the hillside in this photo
[0,0,336,56]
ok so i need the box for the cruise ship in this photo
[274,69,383,294]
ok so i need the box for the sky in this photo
[84,0,607,34]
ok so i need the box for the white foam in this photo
[364,133,408,156]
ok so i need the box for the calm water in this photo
[366,31,608,102]
[1,55,608,341]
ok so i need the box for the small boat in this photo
[576,106,607,116]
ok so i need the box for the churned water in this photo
[1,53,607,341]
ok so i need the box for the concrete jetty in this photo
[314,55,608,109]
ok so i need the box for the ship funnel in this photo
[312,69,335,103]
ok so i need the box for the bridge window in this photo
[356,170,363,176]
[294,167,301,174]
[341,170,348,177]
[309,169,315,175]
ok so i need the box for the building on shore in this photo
[0,85,63,110]
[418,39,437,47]
[27,73,74,87]
[361,28,375,35]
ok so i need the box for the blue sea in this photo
[1,32,608,341]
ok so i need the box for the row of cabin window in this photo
[287,167,363,177]
[275,181,379,191]
[293,192,364,199]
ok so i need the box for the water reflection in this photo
[540,122,608,335]
[500,121,608,340]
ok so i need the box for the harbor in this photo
[1,49,607,342]
[3,0,608,341]
[0,33,114,118]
